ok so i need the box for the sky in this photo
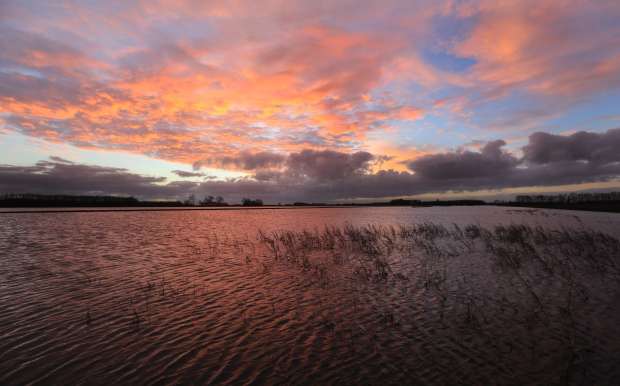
[1,0,620,203]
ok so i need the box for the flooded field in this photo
[1,206,619,385]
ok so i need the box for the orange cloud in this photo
[2,0,620,175]
[2,21,418,168]
[452,0,620,100]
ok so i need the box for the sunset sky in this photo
[1,0,620,203]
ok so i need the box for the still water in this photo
[1,207,619,385]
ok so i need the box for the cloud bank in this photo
[2,129,620,202]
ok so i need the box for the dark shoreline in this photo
[498,202,620,214]
[3,202,620,214]
[0,206,341,214]
[2,193,620,214]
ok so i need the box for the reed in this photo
[255,221,620,382]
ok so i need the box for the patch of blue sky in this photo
[431,10,477,38]
[422,49,475,73]
[541,91,620,134]
[0,66,44,78]
[466,88,620,146]
[369,80,438,116]
[421,12,478,72]
[466,90,554,133]
[380,113,471,150]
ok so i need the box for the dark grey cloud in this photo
[172,170,205,178]
[286,149,374,180]
[194,151,287,171]
[254,169,283,181]
[2,129,620,202]
[0,160,193,198]
[407,140,518,179]
[523,128,620,165]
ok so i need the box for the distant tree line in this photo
[184,194,228,206]
[241,198,263,206]
[0,193,269,208]
[388,198,485,206]
[389,199,423,206]
[504,192,620,213]
[182,195,264,206]
[515,192,620,204]
[0,193,140,207]
[287,199,486,207]
[7,192,617,211]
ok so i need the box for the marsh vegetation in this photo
[255,222,620,384]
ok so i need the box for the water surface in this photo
[1,207,619,385]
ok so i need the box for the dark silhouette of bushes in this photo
[242,198,263,206]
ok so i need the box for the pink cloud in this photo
[1,0,620,174]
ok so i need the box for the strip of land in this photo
[1,193,619,214]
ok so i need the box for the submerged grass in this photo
[257,222,620,384]
[258,222,620,281]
